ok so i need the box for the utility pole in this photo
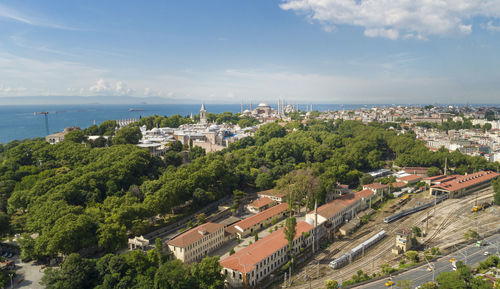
[9,273,13,289]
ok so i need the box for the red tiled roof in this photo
[423,175,457,183]
[225,226,238,236]
[397,174,422,182]
[248,197,274,209]
[431,171,500,193]
[257,189,286,198]
[391,181,407,189]
[168,222,224,248]
[220,221,313,273]
[364,183,389,190]
[313,193,361,220]
[403,167,430,174]
[356,189,376,199]
[234,203,288,231]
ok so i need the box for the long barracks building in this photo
[220,221,314,288]
[429,171,499,198]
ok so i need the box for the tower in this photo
[200,103,207,125]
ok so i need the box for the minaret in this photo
[190,112,194,121]
[200,103,207,125]
[241,101,243,114]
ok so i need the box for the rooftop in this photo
[167,222,224,248]
[234,203,288,231]
[431,171,500,193]
[248,197,274,209]
[257,189,286,198]
[220,221,313,273]
[363,183,389,190]
[397,174,422,182]
[312,193,362,220]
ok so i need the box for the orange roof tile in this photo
[313,193,361,220]
[220,221,313,273]
[167,222,224,248]
[356,189,376,199]
[397,174,422,182]
[364,183,389,190]
[248,197,274,209]
[234,203,288,231]
[431,171,499,193]
[257,189,286,198]
[391,181,407,189]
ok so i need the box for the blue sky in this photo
[1,0,500,104]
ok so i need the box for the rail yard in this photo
[284,186,500,289]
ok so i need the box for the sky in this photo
[1,0,500,105]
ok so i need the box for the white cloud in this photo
[88,79,135,95]
[0,3,77,30]
[280,0,500,39]
[482,21,500,31]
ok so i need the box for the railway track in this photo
[289,187,496,288]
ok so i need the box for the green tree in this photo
[97,222,127,252]
[41,253,98,289]
[64,130,85,143]
[255,172,274,190]
[436,271,466,289]
[405,250,419,263]
[427,166,441,177]
[113,126,142,145]
[0,212,9,236]
[325,279,339,289]
[190,256,225,289]
[464,229,480,240]
[360,174,375,185]
[189,146,205,160]
[284,217,296,256]
[154,259,195,289]
[493,178,500,206]
[412,226,422,237]
[196,213,207,225]
[155,238,164,266]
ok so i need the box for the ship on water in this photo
[128,108,145,112]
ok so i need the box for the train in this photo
[329,230,386,269]
[384,194,448,223]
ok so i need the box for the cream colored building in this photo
[220,221,314,288]
[167,222,225,263]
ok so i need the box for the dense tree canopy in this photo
[0,116,498,262]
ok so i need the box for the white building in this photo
[167,222,225,263]
[220,221,314,288]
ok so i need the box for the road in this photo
[355,233,500,289]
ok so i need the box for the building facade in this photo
[220,221,314,288]
[167,222,225,263]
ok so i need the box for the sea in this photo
[0,103,391,144]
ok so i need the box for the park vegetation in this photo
[0,114,499,287]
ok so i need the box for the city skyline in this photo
[1,0,500,104]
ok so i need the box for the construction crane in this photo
[34,111,49,135]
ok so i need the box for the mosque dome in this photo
[257,102,270,108]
